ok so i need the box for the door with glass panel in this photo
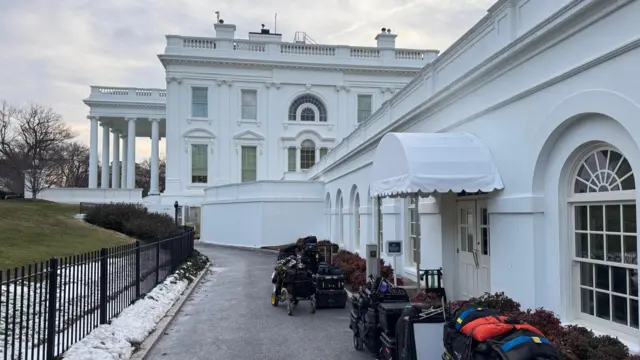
[457,200,491,299]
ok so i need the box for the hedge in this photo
[84,202,183,242]
[327,245,404,290]
[412,291,639,360]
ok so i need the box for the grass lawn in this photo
[0,199,134,270]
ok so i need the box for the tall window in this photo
[241,89,257,120]
[300,140,316,170]
[572,148,638,331]
[241,146,257,182]
[287,147,297,172]
[192,87,208,118]
[191,144,208,183]
[357,94,372,123]
[288,94,327,122]
[407,197,421,265]
[354,193,361,249]
[320,147,329,159]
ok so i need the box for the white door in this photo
[456,200,491,299]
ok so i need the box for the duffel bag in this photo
[489,329,560,360]
[463,316,544,342]
[444,304,500,354]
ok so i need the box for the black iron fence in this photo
[0,229,196,360]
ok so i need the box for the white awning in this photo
[370,132,504,198]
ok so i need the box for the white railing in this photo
[88,86,167,100]
[27,188,144,204]
[166,35,436,63]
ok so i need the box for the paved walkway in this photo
[146,244,371,360]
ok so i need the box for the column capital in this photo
[125,117,136,122]
[166,76,183,84]
[110,129,120,135]
[100,122,110,128]
[148,118,160,123]
[87,115,99,121]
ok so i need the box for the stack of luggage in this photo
[314,262,347,308]
[442,304,560,360]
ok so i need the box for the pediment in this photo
[233,130,265,141]
[183,128,216,139]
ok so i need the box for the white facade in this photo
[307,0,640,351]
[80,23,435,207]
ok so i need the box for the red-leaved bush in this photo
[410,291,636,360]
[326,244,403,291]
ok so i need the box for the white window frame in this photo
[190,86,209,119]
[568,146,639,336]
[405,197,420,266]
[300,139,316,170]
[234,138,263,182]
[239,88,259,122]
[240,145,258,182]
[186,140,213,186]
[357,93,373,123]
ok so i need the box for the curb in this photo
[196,242,279,254]
[131,262,212,360]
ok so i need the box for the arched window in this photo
[354,193,361,249]
[571,147,638,331]
[300,139,316,170]
[288,94,327,122]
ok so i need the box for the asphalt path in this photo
[145,244,371,360]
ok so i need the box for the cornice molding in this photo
[83,101,166,110]
[264,82,281,89]
[216,79,233,87]
[166,76,183,84]
[158,55,421,75]
[335,85,350,92]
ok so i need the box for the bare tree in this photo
[0,103,74,198]
[0,101,25,193]
[53,141,90,188]
[136,157,166,196]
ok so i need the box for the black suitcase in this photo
[315,273,345,290]
[315,289,347,308]
[378,302,411,337]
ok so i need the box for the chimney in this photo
[375,27,397,48]
[248,24,282,42]
[214,20,236,39]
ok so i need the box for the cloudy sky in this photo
[0,0,494,161]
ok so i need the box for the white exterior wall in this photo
[200,181,325,247]
[160,66,417,206]
[314,0,640,349]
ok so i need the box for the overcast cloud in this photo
[0,0,494,160]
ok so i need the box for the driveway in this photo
[145,244,371,360]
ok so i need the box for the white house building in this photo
[45,0,640,350]
[66,23,435,212]
[201,0,640,351]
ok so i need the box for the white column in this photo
[295,146,301,171]
[111,130,120,189]
[100,123,110,189]
[121,134,128,187]
[126,118,136,189]
[88,116,99,188]
[149,118,160,195]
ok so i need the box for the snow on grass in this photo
[61,272,190,360]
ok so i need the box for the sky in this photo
[0,0,495,161]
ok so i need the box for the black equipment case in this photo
[314,262,347,308]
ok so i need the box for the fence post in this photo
[155,237,161,285]
[45,258,58,360]
[135,241,141,298]
[99,248,108,324]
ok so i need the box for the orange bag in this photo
[461,315,545,342]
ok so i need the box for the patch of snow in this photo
[61,273,190,359]
[73,214,86,220]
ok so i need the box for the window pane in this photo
[301,108,315,121]
[575,206,588,230]
[191,144,208,183]
[241,90,257,120]
[319,147,328,159]
[581,288,594,315]
[460,227,468,252]
[589,205,604,231]
[631,299,639,329]
[357,95,372,123]
[192,88,208,118]
[631,269,638,297]
[241,146,257,182]
[612,266,627,294]
[605,205,621,232]
[590,234,604,261]
[595,264,609,290]
[575,233,588,258]
[300,141,316,170]
[623,205,636,233]
[606,235,622,262]
[624,236,637,265]
[580,262,593,287]
[287,147,296,171]
[595,291,610,320]
[612,295,628,325]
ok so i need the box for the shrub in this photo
[414,292,634,359]
[84,202,182,242]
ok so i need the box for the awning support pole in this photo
[415,193,421,293]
